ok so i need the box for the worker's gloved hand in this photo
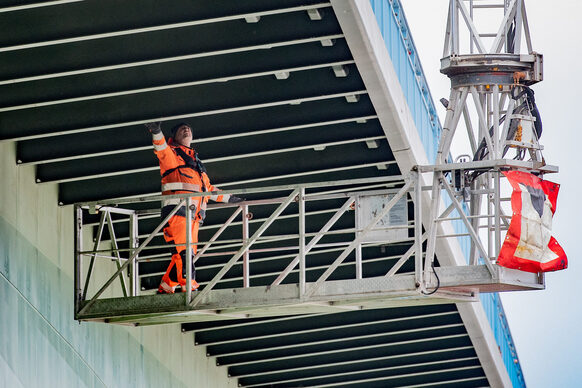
[145,122,162,134]
[228,196,244,203]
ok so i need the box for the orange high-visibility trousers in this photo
[159,213,200,292]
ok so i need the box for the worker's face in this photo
[174,125,193,147]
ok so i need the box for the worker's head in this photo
[170,122,193,147]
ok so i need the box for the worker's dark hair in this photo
[170,122,192,138]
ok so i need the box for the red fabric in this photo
[497,171,567,272]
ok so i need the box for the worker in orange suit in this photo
[146,121,242,293]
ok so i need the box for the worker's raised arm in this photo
[145,122,178,165]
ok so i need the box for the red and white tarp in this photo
[497,171,567,273]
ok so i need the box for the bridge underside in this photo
[2,0,534,386]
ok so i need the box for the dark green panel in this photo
[57,142,397,204]
[343,367,486,388]
[1,65,365,140]
[0,9,341,80]
[251,358,482,388]
[18,95,376,164]
[0,39,353,108]
[216,325,467,365]
[237,348,479,386]
[196,305,457,344]
[0,0,330,46]
[36,120,384,182]
[206,314,464,355]
[227,336,474,376]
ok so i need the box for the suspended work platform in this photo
[74,174,545,326]
[78,265,542,326]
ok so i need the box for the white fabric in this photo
[514,183,558,263]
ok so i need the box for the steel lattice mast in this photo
[421,0,553,285]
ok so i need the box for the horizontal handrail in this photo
[77,175,407,208]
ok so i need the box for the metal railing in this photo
[74,175,434,312]
[74,167,539,318]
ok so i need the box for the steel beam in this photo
[208,323,464,358]
[199,311,458,346]
[219,333,468,367]
[0,3,333,53]
[0,60,355,113]
[232,345,473,378]
[40,135,386,184]
[0,34,345,86]
[19,115,377,166]
[241,357,478,387]
[0,0,83,13]
[6,89,366,142]
[313,366,482,388]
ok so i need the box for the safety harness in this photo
[161,145,208,192]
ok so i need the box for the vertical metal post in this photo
[494,170,502,259]
[478,92,486,155]
[298,188,306,295]
[493,85,501,159]
[425,177,443,289]
[452,0,459,54]
[242,204,250,288]
[74,205,83,318]
[105,212,128,297]
[413,170,423,289]
[469,178,481,265]
[487,171,494,259]
[185,197,193,303]
[486,91,492,151]
[521,0,533,53]
[503,0,509,52]
[129,213,139,296]
[82,211,106,300]
[437,89,461,164]
[513,0,523,53]
[355,197,363,280]
[443,0,455,57]
[469,0,474,54]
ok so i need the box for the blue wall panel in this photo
[0,214,203,388]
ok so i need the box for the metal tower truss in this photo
[74,175,543,326]
[420,0,554,292]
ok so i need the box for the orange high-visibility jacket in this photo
[152,132,231,220]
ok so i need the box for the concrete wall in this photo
[0,141,236,388]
